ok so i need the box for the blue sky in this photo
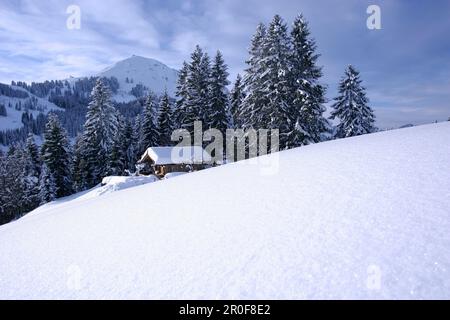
[0,0,449,128]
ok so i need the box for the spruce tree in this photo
[121,120,135,173]
[0,146,26,222]
[240,23,267,130]
[241,15,294,149]
[41,114,73,197]
[139,93,159,153]
[109,115,126,176]
[22,134,41,211]
[207,51,230,134]
[287,15,329,147]
[257,14,292,149]
[199,51,212,124]
[25,133,41,176]
[157,90,173,146]
[79,79,118,187]
[330,65,377,138]
[174,61,189,129]
[132,114,143,163]
[39,163,56,205]
[72,135,87,192]
[182,45,210,136]
[230,74,245,128]
[0,152,7,223]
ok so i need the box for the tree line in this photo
[173,14,376,150]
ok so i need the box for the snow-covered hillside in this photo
[98,55,178,101]
[0,86,62,131]
[0,123,449,299]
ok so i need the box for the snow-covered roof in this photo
[139,146,211,165]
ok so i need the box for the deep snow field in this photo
[0,122,449,299]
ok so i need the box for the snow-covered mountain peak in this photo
[98,55,178,101]
[100,55,166,73]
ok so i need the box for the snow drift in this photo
[0,123,449,299]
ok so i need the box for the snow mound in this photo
[76,175,160,200]
[0,123,449,299]
[19,175,161,222]
[71,175,161,200]
[101,175,159,189]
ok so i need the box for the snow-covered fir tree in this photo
[182,45,211,136]
[119,119,136,173]
[157,90,173,146]
[132,114,143,161]
[41,113,73,198]
[240,23,267,130]
[21,134,41,211]
[239,15,331,149]
[240,15,301,149]
[287,15,329,147]
[72,135,87,192]
[139,93,159,153]
[207,51,230,134]
[24,134,41,175]
[174,61,189,129]
[0,146,26,223]
[0,152,7,223]
[330,65,377,138]
[230,74,245,128]
[199,51,212,123]
[109,115,127,176]
[257,14,292,148]
[108,115,135,175]
[77,79,118,188]
[38,163,56,205]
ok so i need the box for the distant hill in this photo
[0,56,178,145]
[98,55,178,101]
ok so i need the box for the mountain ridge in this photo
[0,56,179,134]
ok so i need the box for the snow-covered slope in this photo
[98,55,178,101]
[0,85,63,131]
[0,123,449,299]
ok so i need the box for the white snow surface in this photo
[98,55,178,99]
[164,172,188,179]
[0,123,449,299]
[101,175,159,189]
[21,175,160,221]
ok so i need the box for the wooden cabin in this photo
[137,146,212,177]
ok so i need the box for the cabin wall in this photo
[139,155,208,177]
[153,164,207,177]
